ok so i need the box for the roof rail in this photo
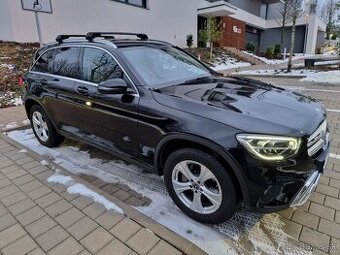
[56,35,86,43]
[86,32,148,41]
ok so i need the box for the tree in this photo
[276,0,291,53]
[287,0,305,72]
[199,17,222,59]
[322,0,338,39]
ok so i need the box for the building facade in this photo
[0,0,326,54]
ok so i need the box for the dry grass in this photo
[0,41,39,108]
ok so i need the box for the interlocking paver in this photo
[67,216,98,241]
[126,228,160,255]
[300,227,330,253]
[6,168,26,180]
[80,227,113,254]
[48,237,83,255]
[45,199,73,218]
[27,185,52,200]
[0,224,26,249]
[26,215,57,238]
[330,238,340,255]
[35,225,69,252]
[0,213,16,231]
[97,238,131,255]
[292,209,320,230]
[83,202,106,219]
[12,174,35,186]
[309,192,326,205]
[1,235,37,255]
[148,240,182,255]
[21,180,43,193]
[55,207,85,228]
[0,184,20,198]
[17,206,46,226]
[317,184,339,198]
[110,218,142,242]
[1,191,27,208]
[36,192,62,208]
[71,196,93,210]
[319,218,340,239]
[325,196,340,210]
[281,218,302,240]
[95,211,124,230]
[8,198,36,216]
[309,202,335,220]
[0,178,12,189]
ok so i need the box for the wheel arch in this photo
[24,97,58,131]
[154,133,249,204]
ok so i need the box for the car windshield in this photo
[119,46,212,88]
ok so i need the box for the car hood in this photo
[152,77,326,136]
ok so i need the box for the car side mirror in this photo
[98,78,128,94]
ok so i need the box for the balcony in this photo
[197,1,236,17]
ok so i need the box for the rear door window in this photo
[32,47,81,79]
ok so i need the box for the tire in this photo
[30,104,63,147]
[164,148,237,224]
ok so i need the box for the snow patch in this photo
[40,160,49,166]
[19,149,27,153]
[47,172,124,214]
[0,64,15,70]
[22,119,31,125]
[242,51,310,65]
[211,54,251,71]
[235,69,317,77]
[300,70,340,84]
[5,122,18,129]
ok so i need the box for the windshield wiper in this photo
[178,75,213,85]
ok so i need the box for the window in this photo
[116,0,147,8]
[120,46,210,88]
[31,49,55,74]
[81,48,123,84]
[50,47,81,79]
[32,47,81,79]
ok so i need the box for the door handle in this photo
[77,86,89,95]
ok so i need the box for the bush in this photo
[245,42,255,53]
[265,47,274,59]
[186,34,193,48]
[331,34,337,40]
[315,47,322,54]
[274,44,281,57]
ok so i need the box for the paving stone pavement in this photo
[0,106,28,131]
[0,135,203,255]
[2,77,340,254]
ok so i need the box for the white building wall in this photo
[1,0,207,47]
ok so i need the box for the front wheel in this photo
[164,148,237,224]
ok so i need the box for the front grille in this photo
[307,120,328,157]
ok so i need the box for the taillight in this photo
[18,77,24,86]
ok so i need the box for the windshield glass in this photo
[119,46,211,88]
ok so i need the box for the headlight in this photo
[236,134,300,161]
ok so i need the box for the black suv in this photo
[23,32,330,224]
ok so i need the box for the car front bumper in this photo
[290,171,321,207]
[237,131,330,213]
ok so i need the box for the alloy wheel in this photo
[32,111,49,142]
[171,160,222,214]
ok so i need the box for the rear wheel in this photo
[30,105,63,147]
[164,148,237,224]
